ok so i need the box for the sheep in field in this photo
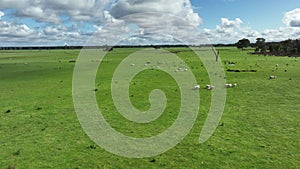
[225,83,237,88]
[206,85,215,90]
[225,83,233,88]
[193,85,200,90]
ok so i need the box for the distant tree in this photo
[295,39,300,54]
[237,38,250,50]
[281,39,292,53]
[268,43,274,53]
[103,45,113,51]
[255,38,266,54]
[253,38,300,56]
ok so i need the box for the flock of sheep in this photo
[131,60,239,91]
[191,63,281,90]
[131,61,283,91]
[193,83,237,90]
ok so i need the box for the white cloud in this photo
[88,0,204,45]
[0,0,202,46]
[220,18,242,28]
[0,19,42,46]
[203,18,248,43]
[246,31,260,38]
[261,27,300,41]
[203,15,300,44]
[0,0,28,9]
[0,0,204,45]
[283,8,300,27]
[87,11,207,46]
[43,26,68,36]
[0,21,35,37]
[0,10,4,19]
[0,0,113,23]
[0,1,299,46]
[0,17,91,46]
[19,6,62,24]
[110,0,202,26]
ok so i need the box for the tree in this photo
[237,38,250,50]
[253,38,299,56]
[255,38,266,54]
[103,45,113,51]
[295,39,300,54]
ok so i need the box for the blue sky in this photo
[0,0,299,46]
[196,0,299,30]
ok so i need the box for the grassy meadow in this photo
[0,47,299,169]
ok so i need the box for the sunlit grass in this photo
[0,47,299,168]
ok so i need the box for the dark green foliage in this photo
[237,38,250,50]
[254,38,300,56]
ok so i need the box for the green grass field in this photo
[0,47,299,169]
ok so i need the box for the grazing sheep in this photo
[225,83,237,88]
[269,75,277,79]
[225,83,233,88]
[206,85,215,90]
[193,85,200,90]
[131,63,135,66]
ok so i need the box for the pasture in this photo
[0,47,299,168]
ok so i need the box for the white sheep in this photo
[193,85,200,90]
[269,75,277,79]
[206,85,215,90]
[131,63,135,66]
[225,83,237,88]
[225,83,233,88]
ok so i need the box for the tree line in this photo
[0,44,191,51]
[237,38,300,57]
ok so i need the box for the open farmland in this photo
[0,47,299,168]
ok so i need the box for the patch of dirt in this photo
[226,69,257,72]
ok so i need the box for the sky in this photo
[0,0,299,46]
